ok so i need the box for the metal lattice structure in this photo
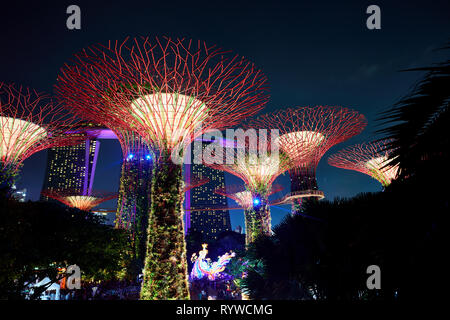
[206,133,292,244]
[55,37,269,300]
[249,106,367,213]
[215,182,284,245]
[0,83,83,188]
[205,131,292,193]
[216,184,254,209]
[328,140,399,187]
[41,189,117,211]
[55,37,269,157]
[215,184,283,209]
[81,123,155,267]
[113,131,154,271]
[208,143,292,196]
[114,128,153,228]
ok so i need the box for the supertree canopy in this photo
[41,189,117,211]
[249,106,367,214]
[55,37,269,300]
[0,83,82,190]
[216,184,283,245]
[328,140,399,187]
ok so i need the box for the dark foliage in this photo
[186,230,245,271]
[242,50,449,300]
[186,230,205,270]
[242,183,446,300]
[209,231,245,259]
[0,190,130,299]
[378,47,450,180]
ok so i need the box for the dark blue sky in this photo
[1,0,449,229]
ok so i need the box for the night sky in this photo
[1,0,449,230]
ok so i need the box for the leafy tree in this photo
[0,191,130,299]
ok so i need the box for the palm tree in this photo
[378,46,450,180]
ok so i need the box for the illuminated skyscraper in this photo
[186,141,231,241]
[40,138,99,200]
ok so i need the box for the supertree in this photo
[204,131,292,243]
[207,132,291,242]
[215,184,283,245]
[328,140,400,187]
[55,37,269,299]
[249,106,367,214]
[0,83,83,191]
[41,189,117,211]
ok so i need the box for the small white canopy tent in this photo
[27,277,61,300]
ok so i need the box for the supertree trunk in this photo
[289,167,320,215]
[248,106,367,216]
[55,37,269,300]
[292,198,303,215]
[328,140,399,188]
[140,150,189,300]
[244,194,271,245]
[116,158,152,271]
[243,209,254,246]
[289,167,318,193]
[116,162,136,229]
[1,83,83,194]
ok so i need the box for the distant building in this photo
[186,141,231,241]
[40,138,99,200]
[11,184,26,202]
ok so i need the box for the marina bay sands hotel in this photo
[40,124,231,241]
